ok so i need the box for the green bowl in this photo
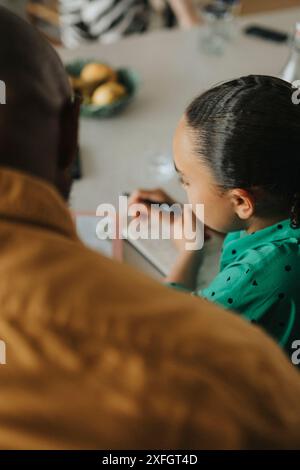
[66,59,139,118]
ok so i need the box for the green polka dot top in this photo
[170,218,300,362]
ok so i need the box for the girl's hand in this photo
[128,188,185,251]
[128,188,211,252]
[128,188,180,229]
[128,189,177,209]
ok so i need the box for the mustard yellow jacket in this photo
[0,167,300,449]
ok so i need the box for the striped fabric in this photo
[59,0,150,47]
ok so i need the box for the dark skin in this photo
[0,6,79,200]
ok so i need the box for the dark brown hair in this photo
[186,75,300,227]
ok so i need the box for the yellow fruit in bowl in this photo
[80,63,117,85]
[69,75,85,91]
[92,82,127,106]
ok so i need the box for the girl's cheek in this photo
[187,189,199,208]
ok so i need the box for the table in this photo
[58,6,300,278]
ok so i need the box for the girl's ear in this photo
[229,189,255,220]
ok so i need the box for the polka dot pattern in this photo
[195,218,300,351]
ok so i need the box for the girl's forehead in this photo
[174,116,199,166]
[173,118,215,182]
[174,116,193,150]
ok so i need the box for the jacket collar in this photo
[221,218,300,269]
[0,167,77,240]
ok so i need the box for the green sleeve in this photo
[196,262,272,320]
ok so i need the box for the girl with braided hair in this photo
[130,75,300,360]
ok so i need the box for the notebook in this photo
[75,213,223,289]
[124,225,223,289]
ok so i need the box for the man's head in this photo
[0,6,79,199]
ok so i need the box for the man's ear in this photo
[58,95,80,171]
[229,189,255,220]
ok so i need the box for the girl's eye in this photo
[179,176,189,187]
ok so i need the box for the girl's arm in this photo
[165,250,203,290]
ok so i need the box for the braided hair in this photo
[186,75,300,228]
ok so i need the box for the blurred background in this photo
[2,1,300,45]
